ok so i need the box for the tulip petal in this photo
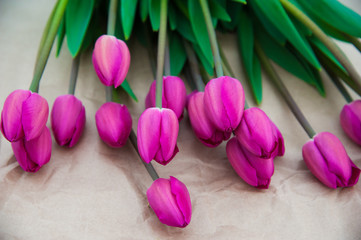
[22,93,49,141]
[1,90,31,141]
[145,81,157,109]
[114,39,131,87]
[68,105,86,148]
[137,108,161,163]
[163,76,187,119]
[170,176,192,226]
[340,101,361,146]
[272,121,285,157]
[348,161,361,187]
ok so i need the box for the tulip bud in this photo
[1,89,49,142]
[302,132,360,188]
[145,76,187,120]
[95,102,132,148]
[187,91,230,147]
[235,107,284,159]
[147,176,192,228]
[92,35,130,88]
[204,76,245,132]
[11,127,52,172]
[226,137,274,189]
[137,107,179,165]
[340,100,361,146]
[51,95,86,147]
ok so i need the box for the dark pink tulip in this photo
[187,91,230,147]
[147,176,192,228]
[92,35,130,88]
[235,107,284,159]
[302,132,360,188]
[145,76,187,120]
[340,100,361,146]
[1,89,49,142]
[95,102,132,148]
[226,137,274,189]
[51,95,86,147]
[137,107,179,165]
[204,76,245,132]
[11,127,52,172]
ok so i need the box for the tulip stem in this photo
[280,0,361,91]
[255,42,317,139]
[164,36,171,76]
[129,130,159,181]
[155,0,168,108]
[105,86,113,102]
[199,0,223,78]
[68,54,80,95]
[107,0,118,36]
[184,40,205,91]
[324,68,353,103]
[345,34,361,53]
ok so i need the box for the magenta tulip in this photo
[51,95,86,147]
[95,102,132,148]
[204,76,245,132]
[145,76,187,120]
[11,127,52,172]
[340,100,361,146]
[302,132,360,188]
[187,91,230,147]
[235,107,284,159]
[137,107,179,165]
[92,35,130,87]
[1,89,49,142]
[226,137,274,189]
[147,176,192,228]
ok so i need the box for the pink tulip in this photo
[147,176,192,228]
[95,102,132,148]
[11,127,52,172]
[226,137,274,189]
[187,91,230,147]
[340,100,361,146]
[92,35,130,87]
[137,107,179,165]
[302,132,360,188]
[51,95,86,147]
[1,89,49,142]
[204,76,245,132]
[145,76,187,120]
[235,107,284,159]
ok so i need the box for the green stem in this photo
[324,68,353,103]
[164,35,171,76]
[68,55,80,95]
[155,0,168,108]
[199,0,223,78]
[280,0,361,92]
[184,40,205,91]
[129,130,159,181]
[255,42,316,139]
[107,0,118,36]
[30,0,69,93]
[345,34,361,53]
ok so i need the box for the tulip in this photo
[302,132,360,188]
[51,95,86,147]
[235,107,284,159]
[95,102,132,148]
[145,76,187,120]
[11,127,52,172]
[92,35,130,88]
[137,107,179,165]
[1,89,49,142]
[226,137,274,189]
[187,91,230,147]
[204,76,245,132]
[147,176,192,228]
[340,100,361,146]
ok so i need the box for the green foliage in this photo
[121,0,138,40]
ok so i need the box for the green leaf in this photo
[193,43,214,76]
[65,0,95,57]
[121,79,138,101]
[173,0,189,19]
[56,16,66,57]
[237,10,262,104]
[209,0,231,22]
[175,5,196,42]
[140,0,149,21]
[121,0,138,40]
[188,0,214,68]
[251,0,320,69]
[232,0,246,3]
[168,3,177,30]
[169,32,187,76]
[220,1,242,31]
[149,0,160,31]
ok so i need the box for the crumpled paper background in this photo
[1,0,361,239]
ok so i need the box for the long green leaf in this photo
[168,3,177,30]
[169,32,187,76]
[121,0,138,40]
[140,0,149,21]
[121,79,138,101]
[220,1,242,31]
[175,11,196,43]
[209,0,231,22]
[56,16,66,57]
[149,0,161,31]
[193,43,214,76]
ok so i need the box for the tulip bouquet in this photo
[1,0,361,231]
